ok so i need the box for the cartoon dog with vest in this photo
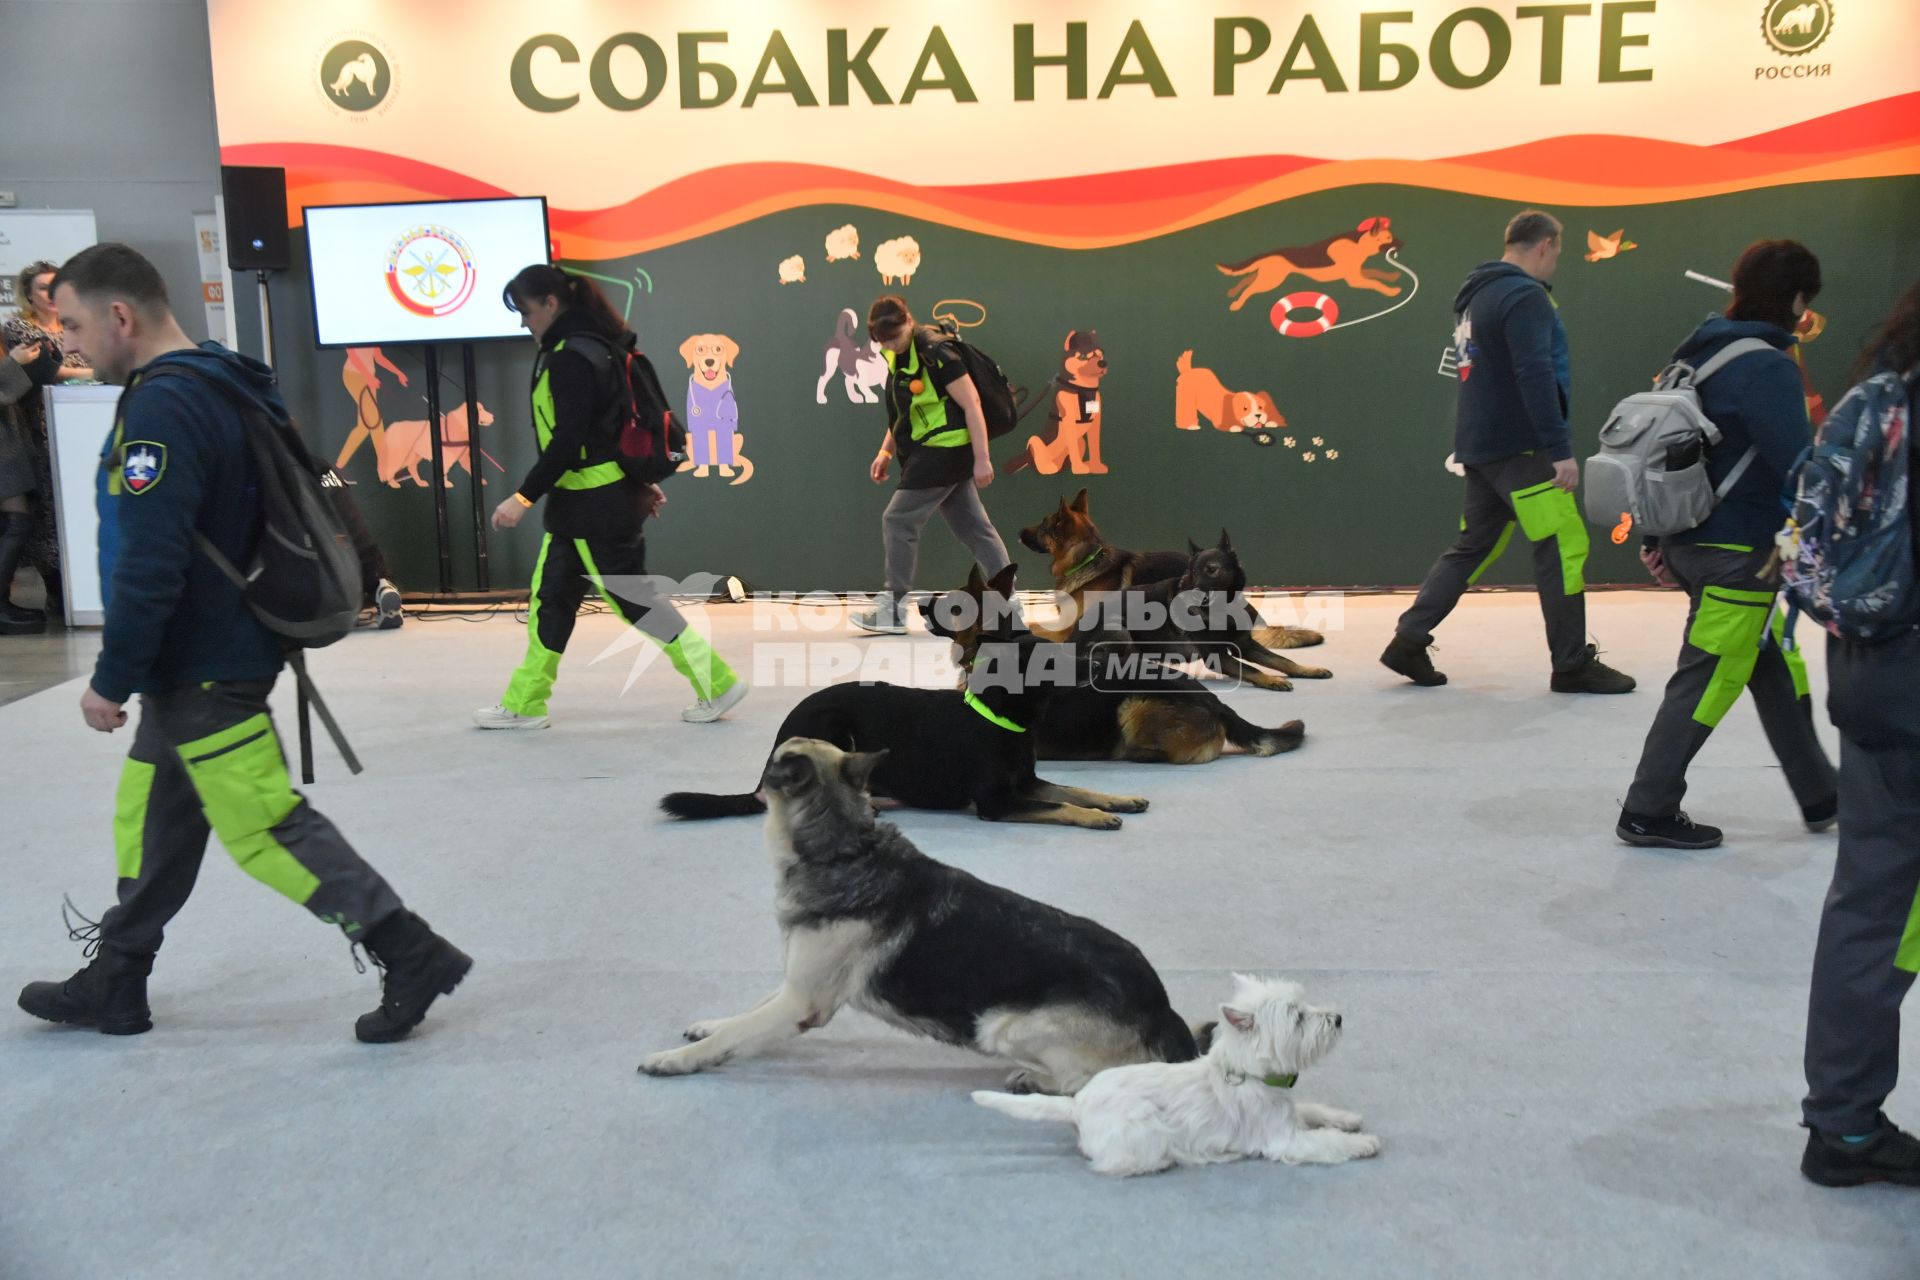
[1004,330,1109,477]
[1173,351,1285,435]
[376,402,496,488]
[1217,217,1404,311]
[679,333,753,483]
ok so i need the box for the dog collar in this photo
[963,689,1026,734]
[1063,545,1107,578]
[1224,1069,1298,1088]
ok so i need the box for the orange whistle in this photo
[1610,512,1633,545]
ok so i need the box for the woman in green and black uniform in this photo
[850,295,1012,634]
[474,265,744,728]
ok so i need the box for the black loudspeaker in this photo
[221,165,291,272]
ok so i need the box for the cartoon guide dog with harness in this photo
[1004,330,1111,477]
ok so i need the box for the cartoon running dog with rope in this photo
[1217,217,1404,311]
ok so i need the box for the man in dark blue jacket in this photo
[1618,241,1836,850]
[1383,210,1634,695]
[16,244,469,1043]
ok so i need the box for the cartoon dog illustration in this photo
[328,53,380,100]
[817,308,887,405]
[825,224,861,262]
[1004,330,1109,477]
[875,236,922,286]
[778,256,806,285]
[1172,351,1285,435]
[1217,217,1404,311]
[679,334,753,483]
[375,401,495,488]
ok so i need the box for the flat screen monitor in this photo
[303,196,549,348]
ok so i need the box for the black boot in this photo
[17,900,154,1035]
[1802,1116,1920,1188]
[0,511,42,634]
[353,910,471,1044]
[1379,633,1446,686]
[1551,644,1636,694]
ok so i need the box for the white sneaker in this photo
[682,681,749,724]
[850,606,907,635]
[473,703,550,730]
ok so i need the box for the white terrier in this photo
[972,974,1379,1177]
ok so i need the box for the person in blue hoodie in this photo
[1616,240,1837,851]
[15,244,469,1044]
[1383,210,1634,695]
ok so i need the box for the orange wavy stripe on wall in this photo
[221,99,1920,255]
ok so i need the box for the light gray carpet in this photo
[2,593,1914,1280]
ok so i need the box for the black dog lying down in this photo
[641,737,1199,1090]
[660,566,1150,830]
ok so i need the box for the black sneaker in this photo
[0,600,44,635]
[1802,795,1839,833]
[352,910,471,1044]
[16,899,153,1035]
[1802,1116,1920,1188]
[1551,645,1636,694]
[1380,634,1446,686]
[1617,808,1724,850]
[375,579,404,630]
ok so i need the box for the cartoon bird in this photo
[1586,229,1639,263]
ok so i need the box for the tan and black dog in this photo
[1004,330,1110,477]
[1018,490,1328,692]
[1216,217,1404,312]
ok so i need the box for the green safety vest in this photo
[886,339,970,449]
[534,338,626,491]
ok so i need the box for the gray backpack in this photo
[1583,337,1776,537]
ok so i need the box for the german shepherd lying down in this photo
[660,565,1148,830]
[1020,491,1330,692]
[931,573,1306,765]
[639,738,1200,1091]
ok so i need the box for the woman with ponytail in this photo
[474,264,746,729]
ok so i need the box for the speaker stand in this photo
[255,269,276,368]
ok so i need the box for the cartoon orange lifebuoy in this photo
[1269,292,1340,338]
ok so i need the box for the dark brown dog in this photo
[1017,491,1329,692]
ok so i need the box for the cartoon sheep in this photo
[778,255,806,285]
[874,236,922,286]
[824,224,860,262]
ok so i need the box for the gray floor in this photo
[2,593,1914,1280]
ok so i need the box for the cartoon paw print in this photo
[1302,451,1317,463]
[1326,449,1340,460]
[1282,437,1296,449]
[1312,436,1324,446]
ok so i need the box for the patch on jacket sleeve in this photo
[121,441,168,494]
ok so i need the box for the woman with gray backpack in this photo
[1609,240,1837,850]
[1795,278,1920,1189]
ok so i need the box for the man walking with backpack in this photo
[17,244,470,1044]
[1382,210,1634,695]
[1616,241,1836,850]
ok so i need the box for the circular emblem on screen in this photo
[1760,0,1833,56]
[316,38,396,115]
[386,225,476,317]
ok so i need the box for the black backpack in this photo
[136,364,363,775]
[923,322,1029,439]
[568,331,689,484]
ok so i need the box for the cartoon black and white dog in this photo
[816,308,888,405]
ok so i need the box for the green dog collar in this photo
[1224,1068,1298,1088]
[1064,545,1106,578]
[963,689,1026,734]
